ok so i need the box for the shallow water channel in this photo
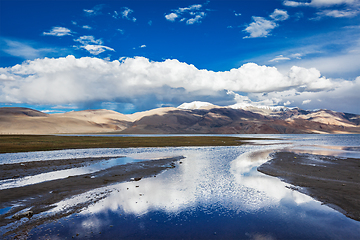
[1,134,360,239]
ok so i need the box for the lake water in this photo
[1,134,360,239]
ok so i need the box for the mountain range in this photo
[1,102,360,134]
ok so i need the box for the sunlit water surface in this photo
[1,134,360,239]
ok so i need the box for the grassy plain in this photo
[0,135,264,153]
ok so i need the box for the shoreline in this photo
[0,156,124,180]
[0,135,271,154]
[258,151,360,222]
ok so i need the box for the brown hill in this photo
[0,106,359,134]
[121,107,360,134]
[0,108,129,134]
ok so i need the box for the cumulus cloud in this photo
[1,55,358,113]
[243,17,277,38]
[0,74,15,81]
[270,9,289,21]
[82,25,92,30]
[165,13,178,21]
[251,77,360,113]
[43,27,72,37]
[243,9,288,38]
[165,3,207,25]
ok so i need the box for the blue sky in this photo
[1,0,360,114]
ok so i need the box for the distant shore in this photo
[258,151,360,222]
[0,135,271,154]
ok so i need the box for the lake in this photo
[1,134,360,239]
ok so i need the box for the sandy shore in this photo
[258,151,360,221]
[0,156,184,238]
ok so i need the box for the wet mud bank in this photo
[258,152,360,221]
[0,156,184,238]
[0,156,123,180]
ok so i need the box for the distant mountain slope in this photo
[1,104,360,134]
[121,107,360,134]
[0,107,47,117]
[0,108,129,134]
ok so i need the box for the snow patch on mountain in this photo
[178,101,216,110]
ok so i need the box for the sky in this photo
[0,0,360,114]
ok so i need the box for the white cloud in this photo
[268,53,303,63]
[178,4,202,12]
[284,0,360,20]
[140,45,146,48]
[186,12,205,25]
[80,45,114,55]
[43,27,72,37]
[284,0,359,7]
[283,1,310,7]
[165,13,178,21]
[315,9,360,18]
[2,56,357,114]
[290,53,303,59]
[243,9,289,38]
[243,17,277,38]
[82,25,92,30]
[0,74,15,81]
[84,4,105,16]
[269,55,291,62]
[309,0,359,7]
[270,9,289,21]
[251,76,360,113]
[84,9,95,14]
[74,35,103,45]
[74,36,114,55]
[165,4,207,24]
[302,99,312,104]
[121,7,136,22]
